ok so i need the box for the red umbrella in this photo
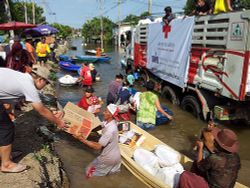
[0,21,36,30]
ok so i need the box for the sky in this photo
[33,0,186,28]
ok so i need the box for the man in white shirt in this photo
[0,66,66,173]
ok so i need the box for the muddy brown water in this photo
[55,39,250,187]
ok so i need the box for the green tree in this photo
[0,0,45,24]
[123,14,140,25]
[122,11,151,25]
[239,0,250,9]
[51,23,73,39]
[82,16,115,43]
[184,0,196,15]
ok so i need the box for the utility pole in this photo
[32,1,36,24]
[4,0,14,37]
[148,0,152,15]
[118,0,121,47]
[24,1,28,23]
[99,0,104,51]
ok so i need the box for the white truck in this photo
[125,10,250,122]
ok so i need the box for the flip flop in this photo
[1,164,30,173]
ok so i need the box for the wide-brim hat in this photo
[32,65,51,84]
[212,128,239,153]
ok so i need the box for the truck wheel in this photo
[161,86,180,105]
[181,95,201,119]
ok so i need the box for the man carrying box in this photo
[0,66,66,173]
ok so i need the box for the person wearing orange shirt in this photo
[25,36,36,65]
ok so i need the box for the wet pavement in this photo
[54,38,250,187]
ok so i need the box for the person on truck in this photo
[136,81,173,130]
[162,6,175,24]
[191,0,213,15]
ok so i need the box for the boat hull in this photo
[59,61,81,72]
[119,121,247,188]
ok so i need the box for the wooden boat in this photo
[59,61,81,72]
[119,121,247,188]
[76,55,111,63]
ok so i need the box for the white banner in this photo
[147,17,195,88]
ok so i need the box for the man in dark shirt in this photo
[192,0,212,15]
[106,74,123,105]
[196,128,241,188]
[162,6,175,24]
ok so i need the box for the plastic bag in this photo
[155,165,183,188]
[155,145,181,167]
[133,148,160,176]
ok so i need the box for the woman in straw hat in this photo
[195,128,241,188]
[74,104,121,177]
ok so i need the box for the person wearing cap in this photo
[195,128,241,188]
[136,80,173,130]
[88,63,98,82]
[36,37,50,66]
[162,6,175,24]
[107,74,124,105]
[0,67,66,173]
[25,36,36,65]
[74,104,121,177]
[77,87,102,115]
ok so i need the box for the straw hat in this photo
[212,128,239,153]
[32,65,51,84]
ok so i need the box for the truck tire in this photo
[181,95,201,119]
[161,86,180,105]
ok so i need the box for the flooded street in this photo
[55,39,250,187]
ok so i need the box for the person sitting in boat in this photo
[194,128,241,188]
[78,87,102,115]
[106,74,124,105]
[74,104,121,178]
[136,80,173,130]
[78,63,92,86]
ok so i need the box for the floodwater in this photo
[54,38,250,188]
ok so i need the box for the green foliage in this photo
[82,16,115,43]
[0,1,45,24]
[239,0,250,9]
[122,11,151,25]
[184,0,196,15]
[123,14,140,25]
[9,1,45,24]
[51,23,72,39]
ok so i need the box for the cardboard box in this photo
[63,102,101,139]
